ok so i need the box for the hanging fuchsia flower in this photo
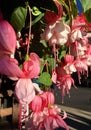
[74,57,88,73]
[29,105,69,130]
[0,19,17,55]
[73,57,88,83]
[42,21,70,46]
[22,52,40,78]
[14,53,41,105]
[29,91,55,111]
[63,54,76,74]
[57,74,75,102]
[43,106,69,130]
[56,62,75,102]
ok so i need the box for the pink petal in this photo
[51,69,57,84]
[0,20,16,54]
[64,54,74,64]
[29,95,42,112]
[44,116,53,130]
[15,78,35,105]
[46,91,55,105]
[0,56,24,78]
[22,53,40,78]
[56,115,69,130]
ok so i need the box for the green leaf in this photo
[47,57,55,69]
[38,72,52,86]
[80,0,91,12]
[10,6,27,32]
[80,0,91,23]
[32,13,44,26]
[40,40,48,48]
[59,50,66,59]
[85,9,91,23]
[40,58,45,73]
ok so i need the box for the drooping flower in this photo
[56,62,75,102]
[22,52,40,78]
[63,54,76,74]
[29,105,69,130]
[42,21,70,46]
[73,57,88,83]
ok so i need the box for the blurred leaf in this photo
[40,40,48,48]
[80,0,91,12]
[38,72,52,86]
[85,9,91,23]
[47,57,55,69]
[40,58,45,73]
[80,0,91,22]
[59,50,66,59]
[71,0,78,18]
[10,6,27,32]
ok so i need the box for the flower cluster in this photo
[0,0,91,130]
[27,92,68,130]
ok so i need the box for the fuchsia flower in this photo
[63,54,76,74]
[22,52,40,78]
[29,91,55,111]
[56,62,75,102]
[28,91,69,130]
[42,21,70,46]
[73,57,88,83]
[15,52,41,105]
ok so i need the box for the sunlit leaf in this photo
[38,72,52,86]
